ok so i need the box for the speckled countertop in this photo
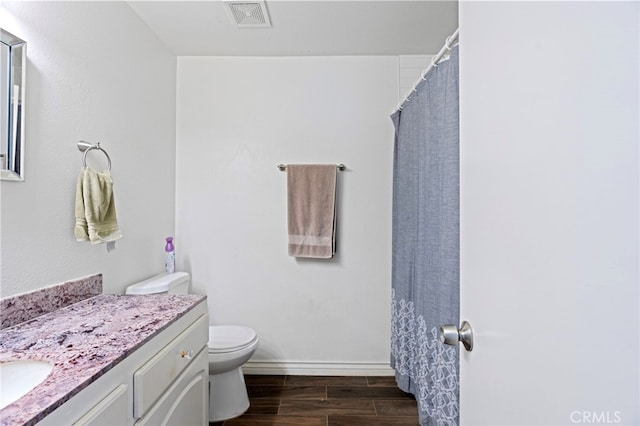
[0,294,206,426]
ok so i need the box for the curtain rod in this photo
[396,28,459,112]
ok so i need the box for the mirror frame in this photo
[1,28,26,182]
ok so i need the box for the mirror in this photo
[1,29,26,181]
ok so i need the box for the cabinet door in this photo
[135,347,208,426]
[134,314,208,418]
[73,384,128,426]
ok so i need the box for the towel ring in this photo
[79,141,111,171]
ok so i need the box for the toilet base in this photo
[208,367,250,422]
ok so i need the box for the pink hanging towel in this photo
[287,164,337,259]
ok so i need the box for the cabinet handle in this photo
[180,350,194,360]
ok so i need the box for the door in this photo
[458,2,638,425]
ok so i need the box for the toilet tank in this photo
[125,272,190,295]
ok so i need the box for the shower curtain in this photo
[390,46,459,426]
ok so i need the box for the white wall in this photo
[459,1,639,424]
[0,2,177,297]
[176,57,397,373]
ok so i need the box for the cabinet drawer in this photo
[133,314,208,418]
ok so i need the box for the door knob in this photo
[439,321,474,352]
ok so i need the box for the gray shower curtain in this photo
[390,46,459,426]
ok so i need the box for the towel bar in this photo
[278,164,345,171]
[78,141,112,171]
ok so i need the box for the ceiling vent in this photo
[224,1,272,28]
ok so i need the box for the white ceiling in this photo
[127,0,458,56]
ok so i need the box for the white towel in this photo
[287,164,337,258]
[75,167,122,244]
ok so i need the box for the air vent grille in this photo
[225,1,272,28]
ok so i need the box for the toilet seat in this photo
[208,325,257,354]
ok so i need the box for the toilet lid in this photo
[208,325,257,352]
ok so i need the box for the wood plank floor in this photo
[210,375,419,426]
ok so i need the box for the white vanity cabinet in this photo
[38,300,208,426]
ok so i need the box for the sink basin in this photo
[0,360,53,410]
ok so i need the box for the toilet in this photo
[125,272,259,422]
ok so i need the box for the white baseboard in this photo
[242,361,395,376]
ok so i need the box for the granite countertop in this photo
[0,294,206,426]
